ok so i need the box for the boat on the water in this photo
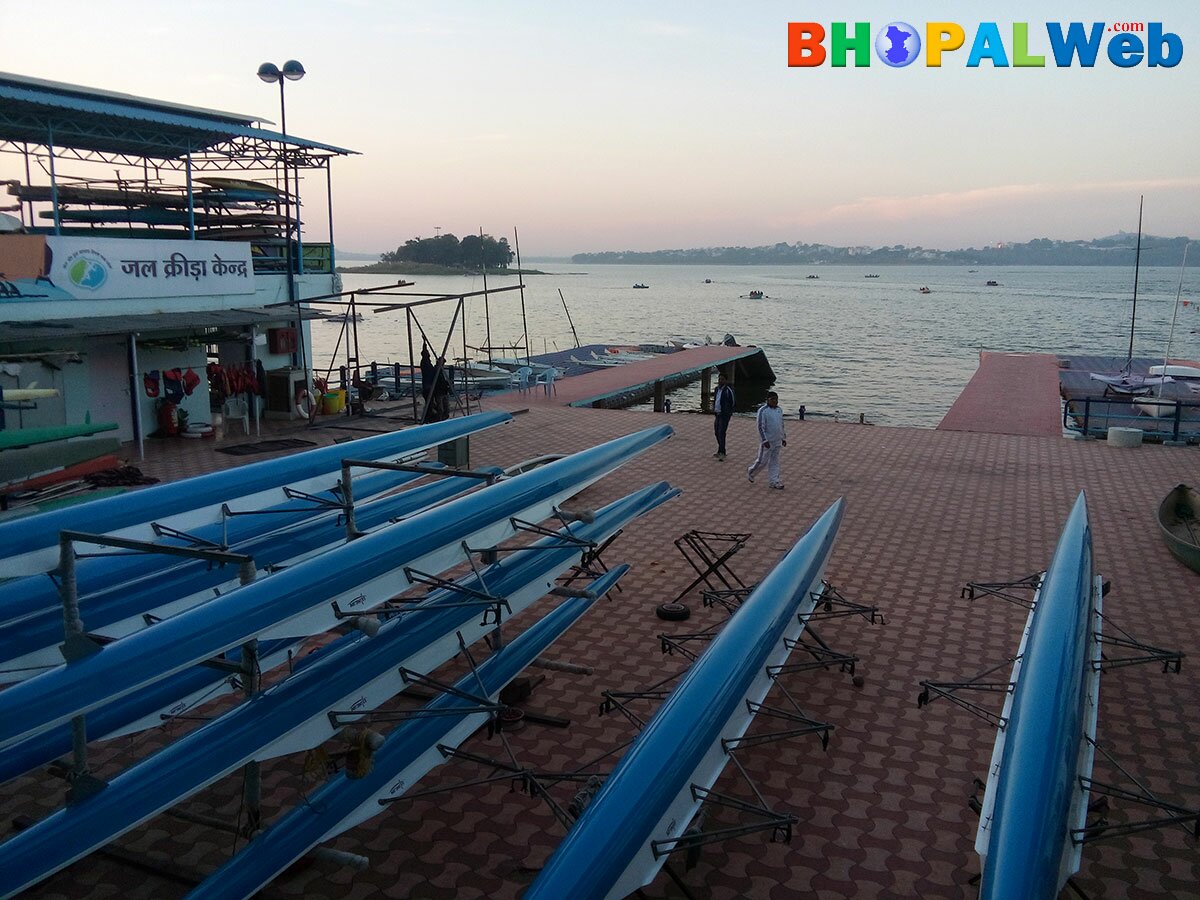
[919,286,932,294]
[1157,484,1200,574]
[865,273,880,278]
[986,280,1000,286]
[747,290,764,299]
[806,274,819,279]
[632,283,649,289]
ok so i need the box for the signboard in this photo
[0,236,255,302]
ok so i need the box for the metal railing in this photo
[1063,396,1200,443]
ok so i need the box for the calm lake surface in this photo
[317,263,1200,428]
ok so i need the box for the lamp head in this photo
[282,60,306,81]
[257,62,281,83]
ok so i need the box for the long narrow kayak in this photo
[0,638,301,784]
[188,568,629,899]
[0,466,496,682]
[0,463,423,631]
[977,492,1098,899]
[527,498,844,900]
[0,484,673,896]
[0,426,672,750]
[0,411,511,577]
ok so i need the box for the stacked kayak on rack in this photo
[0,417,678,898]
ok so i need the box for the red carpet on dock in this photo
[938,351,1063,437]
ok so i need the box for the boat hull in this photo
[186,571,629,899]
[0,411,512,576]
[978,493,1096,899]
[0,426,673,750]
[0,485,673,896]
[1157,484,1200,574]
[527,498,844,900]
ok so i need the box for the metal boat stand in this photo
[338,455,499,538]
[667,530,752,606]
[589,581,886,887]
[920,571,1192,889]
[54,530,259,811]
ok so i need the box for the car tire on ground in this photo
[655,602,690,622]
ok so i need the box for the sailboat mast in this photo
[1126,194,1144,367]
[513,227,531,365]
[479,226,493,366]
[1157,242,1191,394]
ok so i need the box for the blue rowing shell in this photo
[0,425,672,751]
[0,464,422,636]
[0,466,495,681]
[187,568,630,899]
[0,483,671,896]
[527,498,844,900]
[0,411,511,576]
[979,492,1094,899]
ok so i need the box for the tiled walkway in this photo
[4,396,1200,899]
[937,351,1063,437]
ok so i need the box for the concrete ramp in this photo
[937,351,1062,437]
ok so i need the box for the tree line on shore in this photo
[571,234,1197,267]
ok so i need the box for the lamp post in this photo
[257,60,304,304]
[258,60,305,381]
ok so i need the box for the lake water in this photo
[318,263,1200,428]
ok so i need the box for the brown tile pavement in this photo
[938,351,1064,437]
[4,398,1199,899]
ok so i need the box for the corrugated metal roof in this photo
[0,306,324,345]
[0,72,355,159]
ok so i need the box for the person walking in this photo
[712,372,734,460]
[747,391,786,489]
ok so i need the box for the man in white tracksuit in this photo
[747,391,786,489]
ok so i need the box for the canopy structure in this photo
[0,305,328,347]
[0,72,355,168]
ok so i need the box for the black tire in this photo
[656,602,691,622]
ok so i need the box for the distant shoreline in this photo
[337,263,547,276]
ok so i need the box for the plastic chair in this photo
[223,396,250,435]
[536,368,558,397]
[509,366,533,394]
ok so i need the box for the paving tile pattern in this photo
[3,398,1199,899]
[937,351,1064,437]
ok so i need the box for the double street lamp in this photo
[258,60,305,372]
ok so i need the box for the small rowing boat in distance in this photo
[1157,484,1200,574]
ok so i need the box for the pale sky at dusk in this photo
[2,1,1197,256]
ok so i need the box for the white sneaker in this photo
[770,483,785,490]
[747,471,754,483]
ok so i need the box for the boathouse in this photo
[0,72,354,456]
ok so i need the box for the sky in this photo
[2,1,1198,257]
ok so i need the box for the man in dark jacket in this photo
[712,371,734,460]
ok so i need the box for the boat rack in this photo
[918,570,1193,889]
[581,577,882,887]
[668,530,752,607]
[51,528,262,805]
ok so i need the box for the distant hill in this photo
[571,235,1196,267]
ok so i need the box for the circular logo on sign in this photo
[66,252,110,290]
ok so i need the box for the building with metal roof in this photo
[0,71,356,464]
